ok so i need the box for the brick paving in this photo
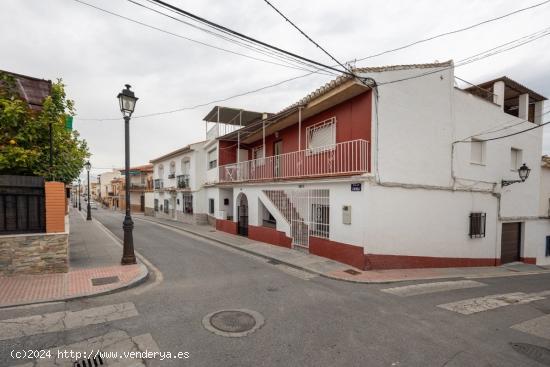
[0,209,147,308]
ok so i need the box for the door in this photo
[140,195,145,212]
[237,193,248,236]
[273,140,283,178]
[501,222,521,264]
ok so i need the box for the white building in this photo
[149,141,207,224]
[97,169,120,205]
[206,61,550,269]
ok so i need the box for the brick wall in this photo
[0,232,69,275]
[45,182,66,233]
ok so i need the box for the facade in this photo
[97,170,120,207]
[208,61,549,269]
[118,164,153,213]
[149,141,208,224]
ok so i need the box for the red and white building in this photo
[203,61,550,270]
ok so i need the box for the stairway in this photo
[263,190,309,252]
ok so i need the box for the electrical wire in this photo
[355,0,550,62]
[261,0,351,73]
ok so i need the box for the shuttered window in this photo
[209,198,215,214]
[207,149,218,169]
[306,118,336,153]
[470,139,485,164]
[469,212,486,238]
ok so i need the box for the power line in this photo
[469,120,550,142]
[355,0,550,62]
[261,0,351,72]
[70,0,333,76]
[147,0,351,76]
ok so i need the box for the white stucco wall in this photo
[539,165,550,217]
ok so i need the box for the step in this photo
[292,243,309,253]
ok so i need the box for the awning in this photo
[202,106,267,126]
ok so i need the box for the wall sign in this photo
[351,183,362,192]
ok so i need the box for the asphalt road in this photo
[2,207,550,366]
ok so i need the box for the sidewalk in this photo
[137,215,550,284]
[0,209,148,308]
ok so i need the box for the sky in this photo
[1,0,550,179]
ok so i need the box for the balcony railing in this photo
[167,173,175,179]
[177,174,190,189]
[154,179,164,190]
[129,183,146,190]
[218,139,369,183]
[206,123,243,140]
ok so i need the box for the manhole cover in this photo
[91,276,119,286]
[511,342,550,365]
[202,309,264,337]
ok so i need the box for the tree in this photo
[0,72,89,183]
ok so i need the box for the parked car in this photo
[90,201,98,210]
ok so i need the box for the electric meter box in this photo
[342,205,351,224]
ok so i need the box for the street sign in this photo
[351,183,362,191]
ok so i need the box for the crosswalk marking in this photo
[511,314,550,340]
[437,292,547,315]
[0,302,138,341]
[381,280,486,297]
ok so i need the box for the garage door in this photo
[501,222,521,264]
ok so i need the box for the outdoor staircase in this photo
[263,190,309,252]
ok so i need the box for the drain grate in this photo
[344,269,361,275]
[267,259,282,265]
[91,276,119,286]
[73,355,103,366]
[511,342,550,365]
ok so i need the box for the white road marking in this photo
[511,314,550,340]
[0,302,138,341]
[437,292,547,315]
[10,330,160,366]
[381,280,486,297]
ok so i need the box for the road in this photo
[2,207,550,366]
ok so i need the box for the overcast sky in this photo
[2,0,549,179]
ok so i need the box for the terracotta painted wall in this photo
[219,91,372,166]
[219,140,237,166]
[248,225,292,248]
[216,219,237,235]
[364,254,501,270]
[309,236,365,270]
[45,181,66,233]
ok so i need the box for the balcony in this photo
[167,173,175,179]
[154,179,164,190]
[218,139,369,183]
[177,174,190,189]
[129,183,146,191]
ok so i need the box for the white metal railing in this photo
[206,123,243,140]
[219,139,369,183]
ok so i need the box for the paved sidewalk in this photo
[137,214,550,284]
[0,209,148,308]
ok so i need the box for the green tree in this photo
[0,72,89,183]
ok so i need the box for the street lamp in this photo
[502,163,531,187]
[78,178,81,211]
[117,84,138,265]
[85,161,92,221]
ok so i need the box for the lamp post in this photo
[85,161,92,220]
[502,163,531,187]
[78,178,81,211]
[117,84,138,265]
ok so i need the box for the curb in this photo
[135,216,550,285]
[0,263,149,309]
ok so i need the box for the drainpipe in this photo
[262,113,267,158]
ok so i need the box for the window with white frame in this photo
[252,146,264,160]
[207,149,218,169]
[306,117,336,153]
[470,139,485,164]
[511,148,522,170]
[181,159,190,175]
[168,161,176,178]
[157,164,164,179]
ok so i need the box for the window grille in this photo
[183,194,193,214]
[209,198,215,214]
[154,199,158,212]
[306,117,336,153]
[469,212,486,238]
[164,199,169,214]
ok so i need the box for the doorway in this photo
[140,195,145,212]
[237,193,248,236]
[501,222,521,264]
[273,140,282,178]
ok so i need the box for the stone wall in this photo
[0,232,69,276]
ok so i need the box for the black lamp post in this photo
[117,84,138,265]
[78,178,81,211]
[502,163,531,187]
[85,161,92,220]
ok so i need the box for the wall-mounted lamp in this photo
[502,163,531,187]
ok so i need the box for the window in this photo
[209,198,215,214]
[252,146,264,160]
[470,139,485,164]
[183,194,193,214]
[157,164,164,179]
[154,199,159,212]
[181,159,190,175]
[208,149,218,170]
[164,199,169,214]
[546,236,550,257]
[511,148,522,170]
[168,161,176,179]
[306,118,336,153]
[469,212,486,238]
